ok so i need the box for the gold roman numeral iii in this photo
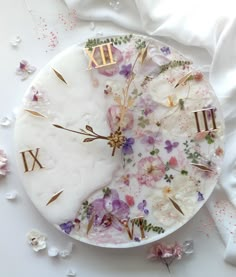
[85,42,116,70]
[193,108,217,133]
[20,148,44,173]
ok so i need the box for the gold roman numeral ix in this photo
[121,216,145,240]
[193,108,217,133]
[85,42,116,70]
[20,148,44,173]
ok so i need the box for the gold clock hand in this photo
[53,124,125,156]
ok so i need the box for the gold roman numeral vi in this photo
[85,42,116,70]
[193,108,217,133]
[20,148,44,173]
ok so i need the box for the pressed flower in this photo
[125,195,135,206]
[169,157,178,168]
[90,189,130,231]
[59,221,75,234]
[137,95,158,116]
[215,146,223,156]
[122,137,135,155]
[147,241,193,272]
[119,63,132,78]
[164,140,179,153]
[107,105,134,132]
[137,200,149,215]
[26,229,47,252]
[140,131,162,147]
[160,46,171,56]
[137,156,165,187]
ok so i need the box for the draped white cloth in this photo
[65,0,236,265]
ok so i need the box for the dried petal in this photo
[66,269,76,277]
[5,190,17,200]
[182,240,194,254]
[59,242,73,258]
[0,116,11,127]
[48,247,59,257]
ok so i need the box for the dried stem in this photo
[118,51,141,129]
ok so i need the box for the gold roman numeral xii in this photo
[85,42,116,70]
[20,148,44,173]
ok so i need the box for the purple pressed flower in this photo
[90,189,130,231]
[138,200,149,215]
[138,95,158,116]
[59,221,74,234]
[122,137,135,155]
[141,131,162,146]
[203,105,217,120]
[164,140,179,153]
[160,46,171,56]
[197,191,204,201]
[119,64,132,78]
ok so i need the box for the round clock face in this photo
[15,34,224,248]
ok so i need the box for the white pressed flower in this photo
[26,229,47,252]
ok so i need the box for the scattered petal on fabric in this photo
[0,116,11,127]
[0,149,8,176]
[5,190,17,200]
[26,229,47,252]
[16,60,36,80]
[66,269,76,277]
[48,247,59,257]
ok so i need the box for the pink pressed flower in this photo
[215,146,223,157]
[169,157,178,168]
[0,149,8,176]
[16,60,36,80]
[137,156,165,187]
[194,71,203,81]
[125,195,135,206]
[93,45,123,77]
[194,131,207,141]
[107,105,134,132]
[147,242,185,273]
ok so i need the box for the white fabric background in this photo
[0,0,236,276]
